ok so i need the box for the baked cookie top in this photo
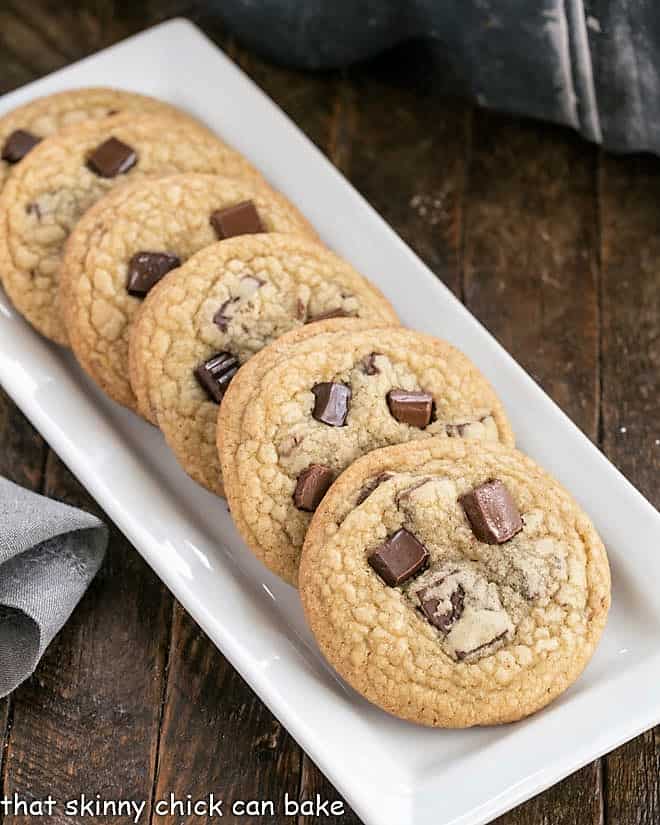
[218,324,514,586]
[299,438,610,727]
[61,173,318,411]
[129,236,398,495]
[0,111,260,345]
[0,87,189,189]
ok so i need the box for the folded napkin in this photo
[0,477,107,697]
[211,0,660,155]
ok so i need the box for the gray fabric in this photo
[208,0,660,155]
[0,477,107,697]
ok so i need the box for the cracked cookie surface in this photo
[299,438,610,727]
[0,87,190,190]
[218,325,514,585]
[61,174,318,411]
[0,111,261,344]
[129,237,398,494]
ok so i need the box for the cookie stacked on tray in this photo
[0,87,611,728]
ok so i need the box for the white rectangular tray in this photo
[1,19,659,825]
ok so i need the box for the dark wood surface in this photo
[1,2,659,823]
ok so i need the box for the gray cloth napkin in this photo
[0,477,107,697]
[211,0,660,155]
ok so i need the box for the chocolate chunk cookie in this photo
[0,111,261,345]
[299,438,610,727]
[0,87,191,190]
[217,325,514,585]
[61,173,318,410]
[129,236,399,494]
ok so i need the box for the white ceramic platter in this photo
[0,19,659,825]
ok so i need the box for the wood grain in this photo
[599,152,660,505]
[0,8,69,77]
[222,32,341,155]
[464,111,600,435]
[345,44,470,297]
[0,389,47,491]
[0,452,172,825]
[152,603,301,825]
[598,150,660,825]
[463,110,603,825]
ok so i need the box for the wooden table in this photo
[0,3,658,823]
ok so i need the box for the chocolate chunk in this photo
[305,308,352,324]
[87,137,137,177]
[213,298,239,331]
[418,583,465,632]
[293,464,335,511]
[395,477,431,506]
[2,129,41,163]
[460,479,523,544]
[368,528,429,586]
[445,422,469,438]
[361,352,381,375]
[194,352,239,403]
[311,382,351,427]
[210,200,264,239]
[126,251,181,297]
[356,471,394,505]
[387,389,433,428]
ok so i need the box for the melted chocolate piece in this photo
[210,200,264,239]
[386,389,433,428]
[394,477,431,506]
[445,415,492,438]
[194,352,239,403]
[418,583,465,632]
[368,528,429,586]
[87,137,137,177]
[355,471,394,505]
[26,202,42,220]
[293,464,335,511]
[361,352,381,375]
[445,423,469,437]
[213,298,239,331]
[2,130,41,163]
[305,308,353,324]
[311,382,351,427]
[126,251,180,297]
[455,631,509,662]
[460,479,523,544]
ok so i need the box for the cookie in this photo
[129,235,399,494]
[217,324,514,585]
[0,87,192,190]
[0,111,261,345]
[61,173,319,411]
[299,438,611,727]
